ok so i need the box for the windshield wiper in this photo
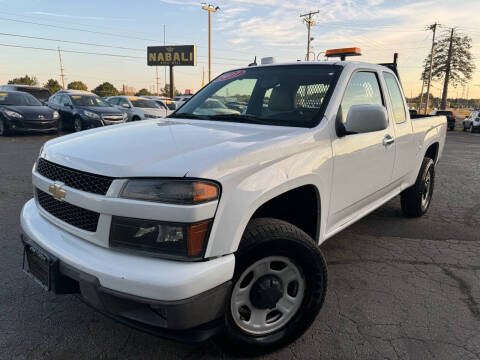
[203,114,273,125]
[168,113,205,119]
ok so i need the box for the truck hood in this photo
[42,118,305,178]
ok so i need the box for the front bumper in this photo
[6,118,58,132]
[22,233,230,342]
[20,199,234,338]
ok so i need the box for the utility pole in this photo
[201,3,219,82]
[424,22,438,114]
[440,27,455,110]
[57,47,65,89]
[419,77,426,110]
[155,66,160,96]
[300,11,319,61]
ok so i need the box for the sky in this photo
[0,0,479,98]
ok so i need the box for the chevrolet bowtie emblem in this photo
[49,182,66,201]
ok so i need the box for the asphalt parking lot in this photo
[1,130,479,360]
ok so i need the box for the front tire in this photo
[217,218,327,356]
[0,117,9,136]
[401,157,435,217]
[470,125,474,133]
[73,117,83,132]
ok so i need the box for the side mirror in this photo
[64,103,72,108]
[122,103,130,108]
[338,104,388,136]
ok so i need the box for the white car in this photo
[173,94,192,108]
[107,96,165,120]
[21,57,446,355]
[462,110,480,133]
[142,96,176,117]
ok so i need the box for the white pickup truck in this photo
[21,58,446,355]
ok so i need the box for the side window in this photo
[108,97,119,105]
[62,95,72,106]
[340,71,383,123]
[118,98,128,107]
[383,72,406,124]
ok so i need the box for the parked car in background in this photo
[430,110,455,130]
[47,90,127,132]
[409,109,418,117]
[193,98,240,115]
[173,94,193,108]
[463,111,480,133]
[106,96,165,120]
[143,96,176,117]
[0,90,59,135]
[0,85,51,104]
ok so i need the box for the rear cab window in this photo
[383,72,406,124]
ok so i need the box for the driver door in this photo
[327,71,395,233]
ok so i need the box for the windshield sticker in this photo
[0,93,7,96]
[71,95,82,99]
[214,70,245,82]
[129,98,138,101]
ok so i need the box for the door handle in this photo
[383,134,395,146]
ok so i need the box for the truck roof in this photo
[231,60,396,73]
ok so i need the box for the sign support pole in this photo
[169,65,174,99]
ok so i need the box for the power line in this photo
[0,42,250,66]
[0,16,256,57]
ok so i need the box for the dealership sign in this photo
[147,45,196,66]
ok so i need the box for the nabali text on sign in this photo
[147,45,197,66]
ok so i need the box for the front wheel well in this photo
[250,185,320,241]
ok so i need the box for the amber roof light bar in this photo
[325,47,362,61]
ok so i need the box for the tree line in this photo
[420,27,475,110]
[6,75,181,97]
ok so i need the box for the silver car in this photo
[106,96,165,121]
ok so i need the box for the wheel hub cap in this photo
[250,275,283,309]
[230,256,305,335]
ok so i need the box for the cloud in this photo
[25,11,131,21]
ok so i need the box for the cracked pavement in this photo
[0,131,479,359]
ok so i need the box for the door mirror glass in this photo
[340,104,388,135]
[64,103,71,108]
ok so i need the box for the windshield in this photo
[130,98,160,108]
[71,95,110,107]
[173,65,341,127]
[0,92,42,106]
[20,89,50,103]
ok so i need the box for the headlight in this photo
[53,111,60,119]
[4,110,23,118]
[110,216,211,260]
[120,179,219,204]
[83,110,100,119]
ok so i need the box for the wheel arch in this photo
[249,184,321,243]
[425,142,439,163]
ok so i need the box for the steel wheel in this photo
[421,171,432,209]
[230,256,305,335]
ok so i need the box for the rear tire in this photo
[0,118,9,136]
[217,218,328,356]
[401,157,435,217]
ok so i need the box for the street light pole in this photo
[201,3,219,82]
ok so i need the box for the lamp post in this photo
[201,3,219,82]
